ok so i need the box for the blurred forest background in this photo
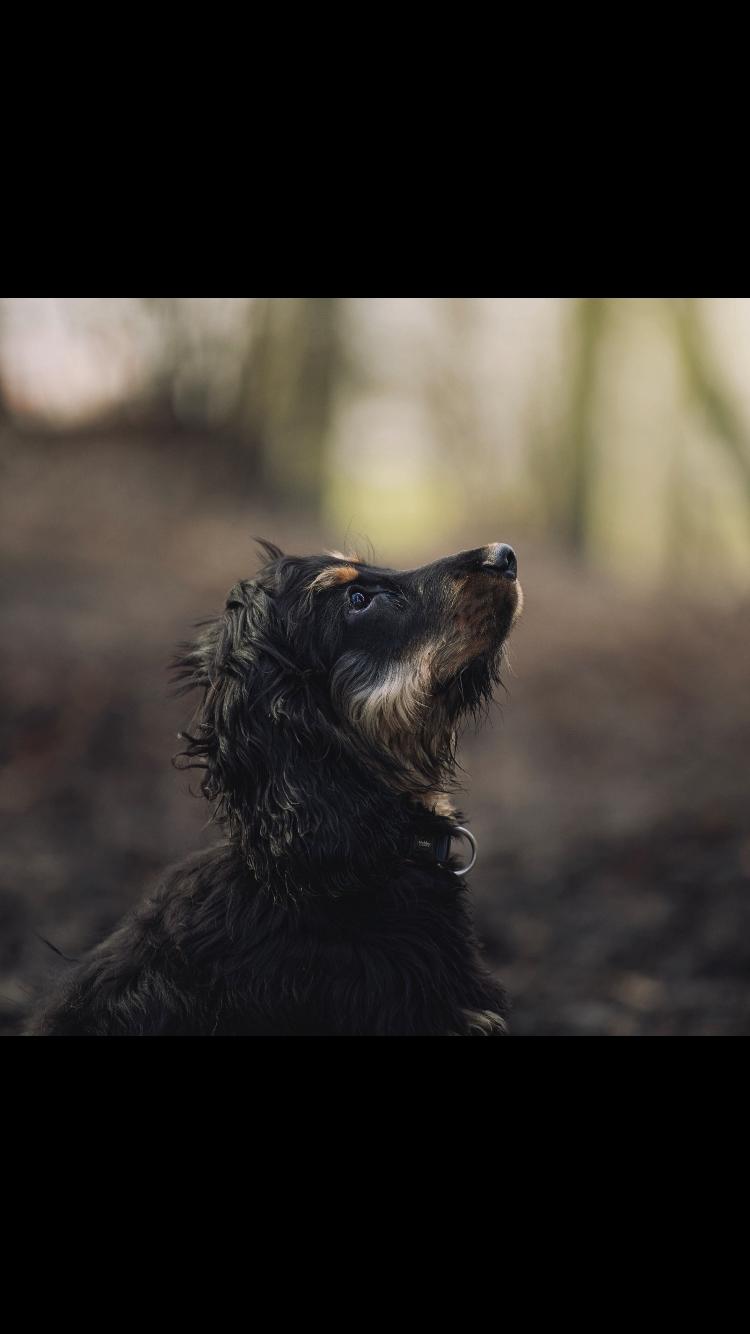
[1,296,749,1036]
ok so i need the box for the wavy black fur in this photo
[27,539,522,1035]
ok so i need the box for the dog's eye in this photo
[349,589,372,611]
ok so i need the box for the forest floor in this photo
[2,429,749,1035]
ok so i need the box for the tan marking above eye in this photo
[309,564,360,591]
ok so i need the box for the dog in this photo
[27,539,523,1036]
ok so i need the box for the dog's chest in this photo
[213,886,492,1035]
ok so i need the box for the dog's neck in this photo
[223,746,460,898]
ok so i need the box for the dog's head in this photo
[307,541,522,762]
[174,540,522,888]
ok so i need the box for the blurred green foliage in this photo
[2,297,749,586]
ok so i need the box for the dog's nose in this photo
[482,543,517,580]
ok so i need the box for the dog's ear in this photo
[172,579,274,807]
[173,574,321,814]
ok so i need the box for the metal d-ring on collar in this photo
[449,826,478,876]
[409,824,479,875]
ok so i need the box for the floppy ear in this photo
[172,575,335,848]
[172,578,272,809]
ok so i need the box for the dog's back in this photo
[29,843,508,1036]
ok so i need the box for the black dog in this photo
[28,539,523,1036]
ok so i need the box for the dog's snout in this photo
[482,543,517,580]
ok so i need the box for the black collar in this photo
[407,825,478,876]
